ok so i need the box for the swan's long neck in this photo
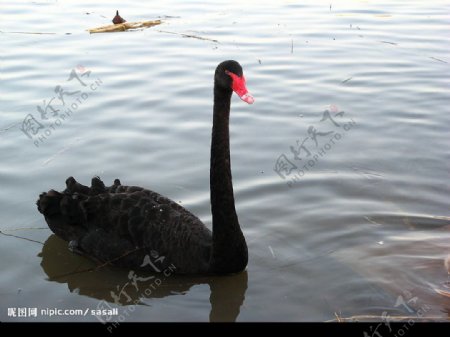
[209,86,248,274]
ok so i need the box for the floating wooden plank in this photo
[88,20,162,34]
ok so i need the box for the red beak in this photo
[225,70,255,104]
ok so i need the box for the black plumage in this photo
[37,60,252,275]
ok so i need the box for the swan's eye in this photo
[225,70,254,104]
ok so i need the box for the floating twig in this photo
[364,216,381,226]
[341,77,352,84]
[88,20,162,34]
[334,311,342,322]
[380,40,398,45]
[157,30,219,43]
[0,230,44,245]
[0,122,20,135]
[2,227,48,232]
[429,56,448,64]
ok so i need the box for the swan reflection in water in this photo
[39,235,248,322]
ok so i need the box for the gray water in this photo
[1,0,449,323]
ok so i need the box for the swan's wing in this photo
[37,177,212,273]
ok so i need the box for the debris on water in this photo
[341,77,352,84]
[88,20,162,33]
[380,40,398,45]
[112,10,126,25]
[42,138,81,166]
[158,15,181,19]
[365,216,381,225]
[0,230,44,245]
[429,56,448,64]
[157,30,218,43]
[269,246,276,258]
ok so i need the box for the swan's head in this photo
[215,60,254,104]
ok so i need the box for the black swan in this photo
[112,10,126,24]
[37,60,254,275]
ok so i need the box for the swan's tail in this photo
[36,176,120,242]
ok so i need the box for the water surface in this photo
[1,0,449,322]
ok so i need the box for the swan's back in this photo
[37,177,212,274]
